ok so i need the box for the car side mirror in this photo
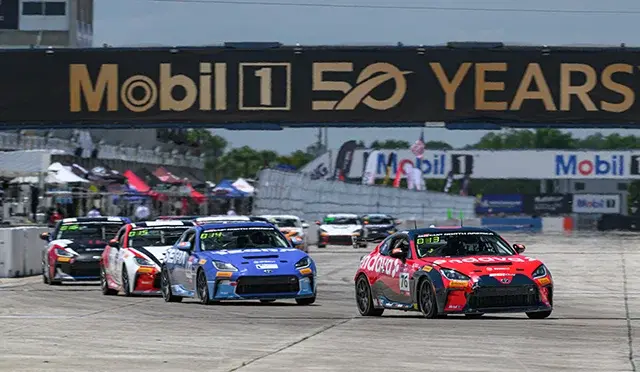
[513,244,526,254]
[39,232,50,241]
[177,241,192,251]
[301,223,310,229]
[108,239,119,249]
[315,220,321,226]
[390,249,407,259]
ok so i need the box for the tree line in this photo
[193,128,640,197]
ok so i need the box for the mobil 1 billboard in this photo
[346,149,640,180]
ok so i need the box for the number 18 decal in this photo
[399,273,409,291]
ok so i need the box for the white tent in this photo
[9,162,89,185]
[232,178,255,194]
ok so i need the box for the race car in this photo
[354,226,553,319]
[160,221,317,305]
[353,213,398,248]
[193,215,270,225]
[260,214,310,252]
[40,217,130,284]
[100,219,194,296]
[315,213,363,248]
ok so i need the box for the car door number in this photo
[399,273,409,291]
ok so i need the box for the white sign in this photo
[572,194,621,214]
[341,149,640,180]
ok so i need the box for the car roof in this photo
[61,217,130,224]
[408,226,495,236]
[197,221,276,230]
[362,214,392,218]
[325,213,359,218]
[260,215,300,220]
[195,215,270,224]
[130,220,194,228]
[157,215,201,221]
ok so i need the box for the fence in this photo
[252,169,476,222]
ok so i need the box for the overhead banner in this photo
[6,45,640,126]
[572,194,620,214]
[346,149,640,180]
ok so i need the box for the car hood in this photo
[129,245,173,265]
[319,224,361,235]
[201,247,309,270]
[51,239,107,254]
[425,255,543,278]
[365,224,394,230]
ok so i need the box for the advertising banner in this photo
[523,194,572,215]
[475,194,524,215]
[0,0,19,30]
[346,149,640,180]
[572,194,620,214]
[6,45,640,126]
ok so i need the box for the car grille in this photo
[235,275,299,295]
[62,262,100,277]
[467,285,539,309]
[326,236,354,245]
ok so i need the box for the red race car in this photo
[354,226,553,319]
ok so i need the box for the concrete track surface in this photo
[1,233,639,372]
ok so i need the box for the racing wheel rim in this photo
[420,281,435,315]
[160,269,170,300]
[197,271,208,302]
[355,277,371,314]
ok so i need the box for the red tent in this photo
[124,170,164,199]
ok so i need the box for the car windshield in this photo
[364,216,393,225]
[323,217,360,225]
[270,218,298,228]
[56,222,124,241]
[415,231,515,258]
[128,227,189,248]
[200,226,289,251]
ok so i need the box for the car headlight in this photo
[55,248,73,257]
[291,236,303,245]
[295,257,312,269]
[352,229,362,236]
[135,257,154,266]
[212,260,238,271]
[319,229,328,236]
[532,264,548,279]
[440,268,470,281]
[387,229,396,234]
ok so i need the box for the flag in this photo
[410,130,425,159]
[362,150,380,185]
[382,152,395,186]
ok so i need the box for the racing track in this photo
[0,233,639,372]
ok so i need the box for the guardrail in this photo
[0,226,47,278]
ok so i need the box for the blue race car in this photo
[160,221,317,305]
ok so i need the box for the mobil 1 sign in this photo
[572,194,620,214]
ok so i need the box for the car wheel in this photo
[465,313,484,318]
[46,260,61,286]
[160,267,182,303]
[196,269,212,305]
[42,260,49,284]
[121,265,132,297]
[295,296,316,305]
[418,279,438,318]
[260,299,276,303]
[526,310,552,319]
[317,243,326,248]
[355,275,384,316]
[101,267,117,296]
[358,243,368,248]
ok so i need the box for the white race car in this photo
[315,213,364,248]
[100,220,193,296]
[260,214,310,252]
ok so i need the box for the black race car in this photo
[353,214,398,248]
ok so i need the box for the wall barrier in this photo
[479,217,543,233]
[0,226,47,278]
[253,169,476,223]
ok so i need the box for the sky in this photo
[94,0,640,153]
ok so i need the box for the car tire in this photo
[100,267,117,296]
[526,310,552,319]
[295,296,316,305]
[196,269,212,305]
[358,243,368,249]
[121,265,133,297]
[317,243,326,248]
[160,267,182,303]
[260,299,276,303]
[418,279,438,319]
[46,260,61,286]
[355,275,384,316]
[42,260,49,284]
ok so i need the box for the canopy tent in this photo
[10,162,89,185]
[153,167,183,184]
[123,170,162,199]
[232,178,255,195]
[211,179,248,198]
[72,164,126,185]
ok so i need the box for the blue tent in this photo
[211,179,248,198]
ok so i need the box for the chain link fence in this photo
[252,169,476,222]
